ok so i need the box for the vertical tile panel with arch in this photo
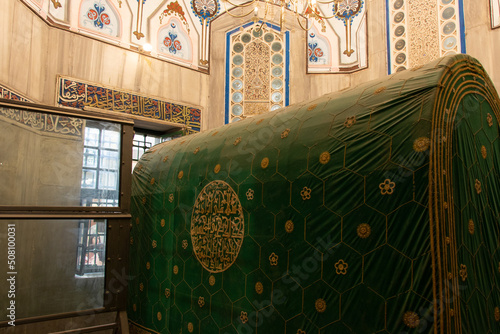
[225,22,290,124]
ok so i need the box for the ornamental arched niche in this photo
[157,17,194,63]
[306,0,368,73]
[79,0,121,38]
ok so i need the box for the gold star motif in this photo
[285,220,294,233]
[255,281,263,294]
[319,151,330,165]
[357,223,371,238]
[459,264,467,281]
[335,259,348,275]
[379,179,395,195]
[403,311,420,328]
[475,179,481,194]
[261,157,270,169]
[344,116,356,128]
[301,187,312,200]
[240,311,248,323]
[413,137,430,152]
[269,252,279,266]
[468,219,474,235]
[315,298,326,313]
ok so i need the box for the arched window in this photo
[225,22,289,124]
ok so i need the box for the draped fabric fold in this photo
[129,54,500,334]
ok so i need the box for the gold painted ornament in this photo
[315,298,326,313]
[403,311,420,328]
[413,137,430,152]
[357,223,371,238]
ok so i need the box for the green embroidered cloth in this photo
[128,55,500,334]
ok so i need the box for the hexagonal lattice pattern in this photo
[128,55,500,333]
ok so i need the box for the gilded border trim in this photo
[429,56,500,334]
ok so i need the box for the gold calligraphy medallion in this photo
[191,180,245,273]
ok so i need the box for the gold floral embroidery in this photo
[447,272,453,280]
[307,104,317,111]
[403,311,420,328]
[301,187,312,200]
[319,152,331,165]
[374,86,386,94]
[130,237,134,245]
[136,164,143,172]
[255,281,263,294]
[450,309,455,317]
[261,157,270,169]
[269,252,279,266]
[459,264,467,281]
[209,275,216,286]
[481,145,487,159]
[246,189,254,200]
[169,194,174,203]
[443,202,448,209]
[281,128,291,139]
[285,220,294,233]
[335,259,348,275]
[152,240,157,248]
[198,296,205,307]
[487,113,493,127]
[344,116,356,128]
[142,197,147,205]
[214,164,221,174]
[234,137,242,146]
[165,288,170,298]
[413,137,430,152]
[256,119,264,125]
[193,147,200,155]
[178,171,184,179]
[188,322,194,333]
[468,219,475,235]
[297,330,306,334]
[315,298,326,313]
[163,156,169,162]
[182,240,188,249]
[157,312,162,321]
[240,311,249,323]
[139,283,144,291]
[212,131,219,136]
[150,178,155,185]
[379,179,396,195]
[161,218,166,227]
[357,223,371,238]
[495,307,500,322]
[475,179,481,194]
[173,265,179,275]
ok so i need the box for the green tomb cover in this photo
[128,54,500,334]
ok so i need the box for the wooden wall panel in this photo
[2,0,208,129]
